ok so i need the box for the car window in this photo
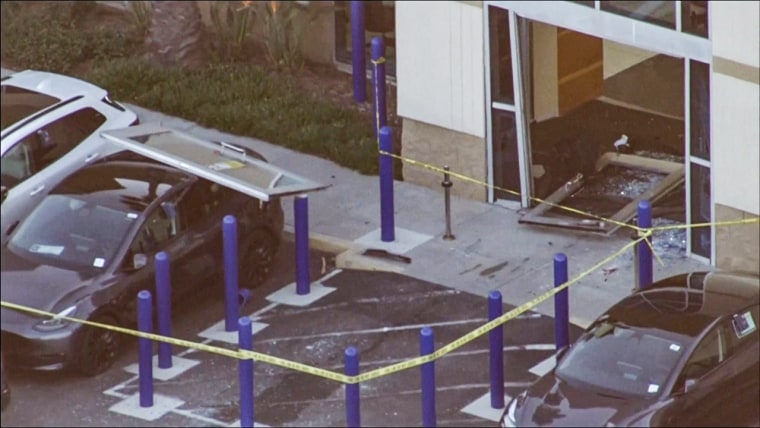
[0,108,106,190]
[0,85,60,130]
[129,201,179,256]
[675,306,759,391]
[7,194,136,270]
[0,140,32,189]
[178,179,236,230]
[554,321,687,398]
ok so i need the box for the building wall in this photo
[396,1,486,138]
[396,1,487,198]
[401,118,487,200]
[711,0,760,271]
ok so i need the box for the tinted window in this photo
[555,321,687,398]
[0,108,106,190]
[0,85,60,130]
[7,194,136,270]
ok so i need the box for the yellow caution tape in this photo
[0,236,642,384]
[378,150,760,238]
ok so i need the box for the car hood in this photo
[0,249,97,324]
[516,372,653,427]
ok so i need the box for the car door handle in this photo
[85,153,99,163]
[29,185,45,196]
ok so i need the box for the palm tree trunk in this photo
[145,1,206,69]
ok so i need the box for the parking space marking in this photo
[266,281,336,307]
[529,355,556,377]
[123,354,201,381]
[254,318,489,344]
[109,393,185,421]
[461,392,511,422]
[198,318,269,344]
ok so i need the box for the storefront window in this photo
[690,162,711,259]
[492,109,521,202]
[681,1,708,38]
[689,60,710,160]
[600,1,676,29]
[334,1,396,77]
[489,6,515,105]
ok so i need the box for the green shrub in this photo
[0,2,140,74]
[89,60,379,174]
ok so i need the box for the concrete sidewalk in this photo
[123,104,707,328]
[0,66,706,328]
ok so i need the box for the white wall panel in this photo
[712,74,760,215]
[396,1,485,137]
[711,1,760,67]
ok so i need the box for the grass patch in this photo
[1,1,379,175]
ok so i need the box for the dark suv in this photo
[501,270,760,427]
[1,151,283,377]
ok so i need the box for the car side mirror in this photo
[133,253,148,269]
[684,378,698,392]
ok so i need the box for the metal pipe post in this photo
[553,253,569,352]
[488,291,504,409]
[223,215,239,332]
[379,126,395,242]
[239,317,254,428]
[295,194,311,295]
[421,327,436,427]
[350,1,366,103]
[155,251,172,369]
[137,290,154,408]
[442,166,455,240]
[371,36,387,138]
[345,346,360,427]
[637,200,653,290]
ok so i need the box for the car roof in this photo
[1,69,107,101]
[50,157,192,214]
[605,271,760,338]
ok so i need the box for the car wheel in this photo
[239,228,277,288]
[72,313,121,377]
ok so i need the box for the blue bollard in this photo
[345,346,360,427]
[379,126,395,242]
[488,291,504,409]
[294,194,311,295]
[137,290,154,408]
[350,1,366,103]
[239,317,254,428]
[224,215,240,332]
[421,327,436,427]
[637,200,653,290]
[155,251,172,369]
[371,36,387,138]
[554,253,570,352]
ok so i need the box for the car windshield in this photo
[8,194,137,270]
[555,320,687,399]
[1,85,60,130]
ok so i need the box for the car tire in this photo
[72,313,121,377]
[239,227,277,288]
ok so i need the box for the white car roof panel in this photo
[101,123,328,201]
[1,70,107,101]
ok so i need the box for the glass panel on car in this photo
[0,85,60,130]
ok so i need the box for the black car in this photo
[1,151,284,377]
[501,270,760,427]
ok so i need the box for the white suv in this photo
[1,70,138,242]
